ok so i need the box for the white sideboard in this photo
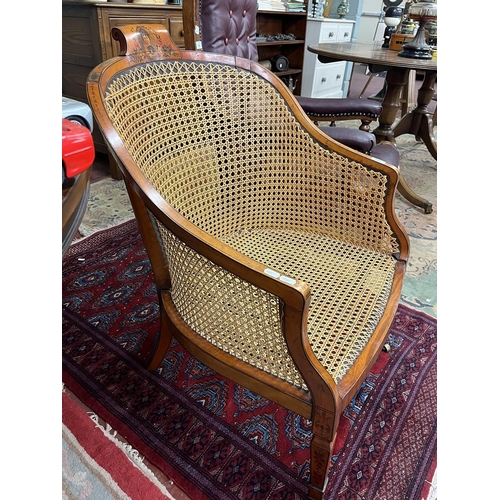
[301,18,355,99]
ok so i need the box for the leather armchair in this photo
[182,0,387,156]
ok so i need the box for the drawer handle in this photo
[336,74,341,79]
[180,30,184,36]
[343,32,349,37]
[321,77,327,83]
[328,32,335,37]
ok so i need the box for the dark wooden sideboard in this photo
[62,1,185,179]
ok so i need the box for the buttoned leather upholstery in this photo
[200,0,258,61]
[295,95,382,121]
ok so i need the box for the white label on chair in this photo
[279,275,297,285]
[195,41,203,50]
[264,268,280,279]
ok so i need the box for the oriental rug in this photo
[62,389,175,500]
[63,219,437,500]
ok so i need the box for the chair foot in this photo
[423,202,433,214]
[308,486,326,500]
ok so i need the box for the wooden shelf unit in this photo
[256,5,309,95]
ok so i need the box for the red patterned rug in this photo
[62,219,437,500]
[62,390,174,499]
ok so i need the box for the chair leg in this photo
[147,305,173,370]
[358,72,374,99]
[308,432,335,500]
[307,406,338,500]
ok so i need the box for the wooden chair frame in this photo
[87,25,410,500]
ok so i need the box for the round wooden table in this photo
[308,42,436,213]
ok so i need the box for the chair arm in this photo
[149,207,315,391]
[296,96,382,122]
[321,127,376,154]
[321,127,401,165]
[370,143,400,167]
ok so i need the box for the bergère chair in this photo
[182,0,386,156]
[87,25,410,500]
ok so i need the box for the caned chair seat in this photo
[218,228,397,384]
[87,25,409,500]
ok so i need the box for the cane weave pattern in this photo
[221,228,395,383]
[156,223,307,389]
[103,59,401,386]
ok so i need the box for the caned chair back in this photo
[182,0,387,152]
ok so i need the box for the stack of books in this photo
[286,1,306,12]
[258,1,306,12]
[258,1,286,10]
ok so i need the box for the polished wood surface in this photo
[309,41,437,71]
[309,41,437,213]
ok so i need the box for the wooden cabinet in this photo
[256,5,309,95]
[301,18,355,98]
[62,1,184,178]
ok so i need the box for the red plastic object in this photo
[62,118,95,178]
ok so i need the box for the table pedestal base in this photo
[393,72,437,161]
[396,174,434,214]
[393,71,436,213]
[370,67,436,213]
[309,43,437,214]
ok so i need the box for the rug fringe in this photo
[87,412,177,500]
[425,469,437,500]
[63,385,176,500]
